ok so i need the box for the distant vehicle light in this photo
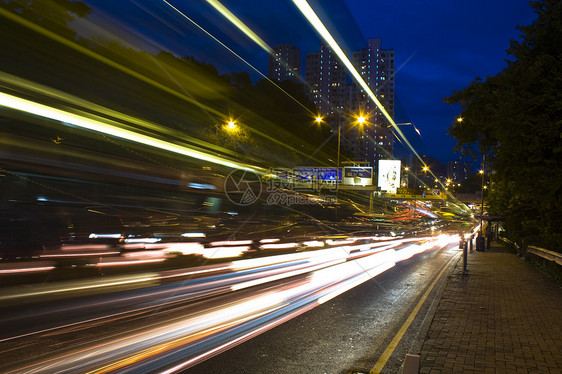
[188,183,216,190]
[89,233,122,239]
[124,238,161,243]
[181,232,206,238]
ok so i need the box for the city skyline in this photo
[77,0,537,168]
[269,39,396,174]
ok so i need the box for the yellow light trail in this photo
[0,6,222,121]
[1,5,329,166]
[0,92,263,173]
[0,71,242,160]
[206,0,274,54]
[161,0,317,117]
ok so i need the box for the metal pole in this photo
[463,239,468,276]
[480,154,485,236]
[337,121,341,175]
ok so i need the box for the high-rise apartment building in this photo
[304,38,395,172]
[268,44,301,82]
[305,43,347,118]
[447,160,473,183]
[349,39,395,168]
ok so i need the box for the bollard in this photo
[402,354,420,374]
[476,235,485,252]
[463,240,468,276]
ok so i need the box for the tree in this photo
[445,0,562,251]
[1,0,91,39]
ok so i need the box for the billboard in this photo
[293,167,341,181]
[343,167,373,186]
[378,160,401,193]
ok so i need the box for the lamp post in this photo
[476,154,486,251]
[335,114,367,179]
[479,166,485,232]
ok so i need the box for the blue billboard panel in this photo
[344,167,372,178]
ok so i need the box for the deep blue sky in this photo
[81,0,538,166]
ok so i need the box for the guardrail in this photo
[500,237,562,265]
[527,245,562,266]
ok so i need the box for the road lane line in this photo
[370,250,459,374]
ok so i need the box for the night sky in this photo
[80,0,538,166]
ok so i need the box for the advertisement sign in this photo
[378,160,401,193]
[343,167,373,186]
[316,167,340,181]
[293,167,341,181]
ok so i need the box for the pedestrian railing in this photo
[527,245,562,266]
[500,237,562,266]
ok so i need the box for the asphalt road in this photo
[181,242,460,374]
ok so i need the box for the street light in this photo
[315,116,322,124]
[477,155,486,250]
[227,120,236,130]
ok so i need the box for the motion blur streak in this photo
[0,6,225,118]
[0,71,240,159]
[0,266,55,274]
[0,235,459,373]
[205,0,274,54]
[0,91,262,173]
[161,0,317,117]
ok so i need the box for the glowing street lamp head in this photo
[315,116,322,123]
[422,166,429,172]
[457,117,463,123]
[227,120,236,130]
[479,169,484,174]
[357,116,366,125]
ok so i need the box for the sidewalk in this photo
[419,241,562,373]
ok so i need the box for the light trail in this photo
[205,0,273,54]
[0,71,242,160]
[0,234,460,373]
[160,0,317,117]
[0,8,323,166]
[0,91,263,173]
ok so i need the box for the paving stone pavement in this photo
[419,242,562,374]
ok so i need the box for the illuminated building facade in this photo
[305,38,395,174]
[268,44,301,82]
[447,160,473,182]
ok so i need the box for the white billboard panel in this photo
[378,160,401,193]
